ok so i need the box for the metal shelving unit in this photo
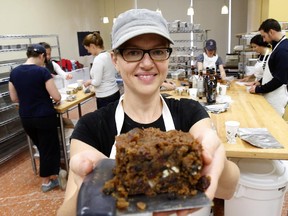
[168,22,208,72]
[0,34,61,165]
[235,33,258,78]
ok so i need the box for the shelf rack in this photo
[0,34,61,165]
[168,22,208,72]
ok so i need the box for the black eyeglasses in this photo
[115,48,172,62]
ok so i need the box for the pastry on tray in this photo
[103,127,211,210]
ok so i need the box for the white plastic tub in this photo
[225,159,288,216]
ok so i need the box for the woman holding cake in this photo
[58,9,240,216]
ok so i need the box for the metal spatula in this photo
[77,159,212,216]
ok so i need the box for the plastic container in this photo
[225,159,288,216]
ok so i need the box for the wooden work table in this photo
[163,81,288,160]
[54,89,95,171]
[27,89,95,174]
[55,90,95,115]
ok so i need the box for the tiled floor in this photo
[1,98,288,216]
[0,150,64,216]
[0,98,96,216]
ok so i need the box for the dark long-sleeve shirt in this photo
[256,37,288,93]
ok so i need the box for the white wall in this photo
[137,0,248,59]
[247,0,262,32]
[0,0,134,66]
[0,0,248,67]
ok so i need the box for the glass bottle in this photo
[188,68,196,88]
[206,73,217,104]
[192,70,198,89]
[204,70,210,94]
[197,71,205,99]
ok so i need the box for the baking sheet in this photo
[238,128,284,149]
[77,159,211,216]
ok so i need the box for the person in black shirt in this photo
[58,9,240,216]
[9,44,66,192]
[249,19,288,116]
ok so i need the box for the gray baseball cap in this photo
[111,9,174,49]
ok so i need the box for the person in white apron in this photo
[239,34,270,83]
[58,9,240,216]
[260,41,288,116]
[196,39,227,80]
[249,19,288,116]
[39,42,73,80]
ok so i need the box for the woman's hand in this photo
[249,85,257,94]
[189,118,239,200]
[153,123,240,216]
[69,150,99,187]
[63,140,107,201]
[84,80,92,88]
[58,141,107,216]
[66,73,73,80]
[199,129,224,200]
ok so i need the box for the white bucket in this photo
[225,159,288,216]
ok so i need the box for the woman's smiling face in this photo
[112,34,170,96]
